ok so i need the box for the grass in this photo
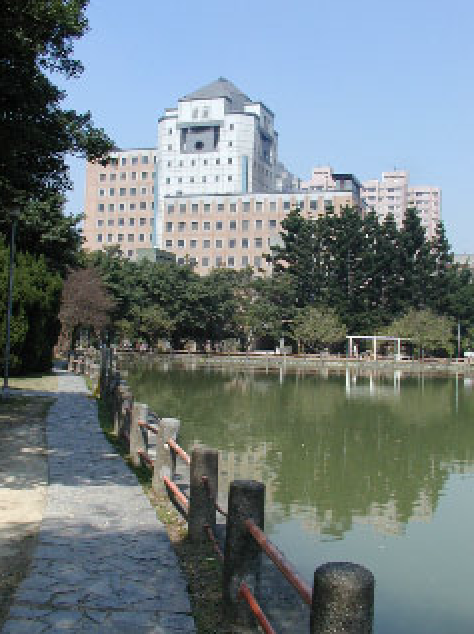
[88,380,231,633]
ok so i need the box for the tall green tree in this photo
[0,0,113,253]
[291,306,347,352]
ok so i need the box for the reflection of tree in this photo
[126,362,474,538]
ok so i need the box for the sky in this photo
[59,0,474,253]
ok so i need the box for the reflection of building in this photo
[345,369,401,399]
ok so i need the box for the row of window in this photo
[165,174,235,185]
[165,219,277,232]
[165,237,268,249]
[97,234,153,243]
[109,155,155,167]
[166,200,314,213]
[97,218,153,228]
[99,171,155,182]
[99,187,154,197]
[186,255,264,269]
[97,202,154,212]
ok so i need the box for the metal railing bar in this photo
[238,582,276,634]
[203,524,224,562]
[137,449,154,468]
[245,519,312,607]
[167,437,191,465]
[201,475,228,517]
[163,475,189,512]
[137,420,159,434]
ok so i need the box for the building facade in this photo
[360,170,441,239]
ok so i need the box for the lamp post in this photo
[3,209,20,395]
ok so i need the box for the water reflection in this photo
[126,360,474,540]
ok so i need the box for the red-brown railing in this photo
[167,437,190,465]
[238,583,276,634]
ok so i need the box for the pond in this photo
[126,359,474,633]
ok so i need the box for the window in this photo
[216,221,223,230]
[110,173,116,182]
[255,219,263,229]
[228,256,235,267]
[178,177,182,184]
[299,201,304,210]
[140,202,147,210]
[128,234,134,242]
[269,219,277,228]
[128,250,134,257]
[203,159,208,166]
[178,222,186,232]
[119,188,126,196]
[242,256,249,267]
[150,219,154,226]
[202,107,209,118]
[108,204,115,212]
[228,175,232,182]
[129,218,135,227]
[98,204,104,212]
[254,256,262,268]
[139,217,146,226]
[142,172,148,180]
[242,220,249,230]
[97,220,104,227]
[118,234,124,242]
[192,204,198,213]
[243,202,250,212]
[167,161,171,168]
[228,141,232,147]
[203,221,211,230]
[255,238,263,248]
[230,123,234,130]
[131,172,137,180]
[132,157,138,165]
[190,177,194,183]
[283,201,290,210]
[166,222,173,232]
[166,178,170,185]
[179,203,186,213]
[118,218,124,226]
[256,201,263,212]
[229,239,236,248]
[99,189,105,197]
[178,239,185,248]
[202,257,209,267]
[168,204,174,213]
[129,203,136,211]
[216,239,223,248]
[242,238,249,248]
[216,158,220,165]
[121,157,126,166]
[228,158,232,165]
[215,175,219,182]
[108,219,114,226]
[120,172,126,181]
[204,204,211,212]
[191,159,196,167]
[167,145,172,151]
[202,176,207,183]
[203,239,211,248]
[100,174,106,182]
[218,203,224,212]
[216,256,223,266]
[168,128,173,135]
[141,155,148,164]
[130,188,137,196]
[192,221,198,231]
[192,107,199,119]
[165,239,173,248]
[230,220,237,230]
[139,234,145,242]
[230,203,236,213]
[97,234,102,242]
[190,239,197,248]
[119,204,125,212]
[141,187,147,195]
[270,201,276,211]
[310,200,317,210]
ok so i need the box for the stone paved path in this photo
[2,372,195,633]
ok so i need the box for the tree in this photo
[0,0,113,250]
[291,306,347,352]
[137,306,175,348]
[59,267,116,348]
[382,309,454,358]
[0,237,62,373]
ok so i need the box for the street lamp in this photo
[3,209,20,396]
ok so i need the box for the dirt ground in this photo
[0,379,55,628]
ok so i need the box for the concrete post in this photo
[222,480,265,627]
[130,402,148,467]
[120,390,133,444]
[152,417,180,492]
[310,562,374,634]
[188,447,218,543]
[114,384,128,436]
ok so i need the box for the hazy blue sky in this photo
[59,0,473,252]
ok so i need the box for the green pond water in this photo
[126,360,474,633]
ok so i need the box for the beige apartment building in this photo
[82,148,157,260]
[360,170,441,239]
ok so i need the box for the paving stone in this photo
[3,371,195,633]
